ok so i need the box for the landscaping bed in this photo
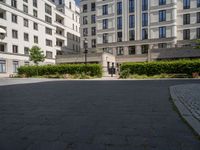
[120,59,200,79]
[17,64,102,79]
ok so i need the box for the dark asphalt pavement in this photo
[0,80,200,150]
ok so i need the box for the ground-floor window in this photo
[116,47,124,55]
[24,61,29,66]
[158,43,167,49]
[141,45,149,54]
[13,61,19,73]
[0,60,6,73]
[129,46,136,55]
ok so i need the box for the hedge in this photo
[18,64,102,77]
[120,59,200,76]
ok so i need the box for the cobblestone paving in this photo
[0,80,200,150]
[171,84,200,121]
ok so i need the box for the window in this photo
[103,33,108,43]
[197,28,200,39]
[45,15,52,23]
[83,28,88,37]
[142,13,148,27]
[46,27,52,35]
[159,0,166,5]
[0,12,5,19]
[12,45,18,53]
[33,10,38,17]
[69,2,71,9]
[0,60,6,73]
[198,0,200,7]
[12,14,17,23]
[129,15,135,28]
[33,22,38,30]
[116,47,124,55]
[117,2,122,15]
[183,14,190,25]
[23,0,28,3]
[102,5,108,15]
[12,30,18,39]
[91,27,96,36]
[141,45,149,54]
[129,46,135,55]
[46,51,53,59]
[142,28,148,40]
[91,39,96,48]
[24,47,29,55]
[91,14,96,24]
[24,18,29,27]
[91,3,96,11]
[13,61,19,73]
[24,33,29,41]
[159,27,166,38]
[34,36,38,44]
[11,0,17,8]
[183,29,190,40]
[197,12,200,23]
[23,5,28,13]
[183,0,190,9]
[117,17,122,30]
[158,43,167,48]
[129,30,135,41]
[0,44,5,52]
[129,0,135,13]
[24,61,29,66]
[45,4,52,15]
[83,16,88,25]
[103,19,108,29]
[142,0,148,11]
[33,0,37,8]
[159,10,166,22]
[117,32,122,42]
[83,4,87,13]
[46,39,52,46]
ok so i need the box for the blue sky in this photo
[75,0,80,5]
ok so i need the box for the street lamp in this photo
[84,38,88,64]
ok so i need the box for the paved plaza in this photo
[0,79,200,150]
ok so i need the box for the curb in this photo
[170,86,200,137]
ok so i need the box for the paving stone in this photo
[170,84,200,136]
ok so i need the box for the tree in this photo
[29,46,45,65]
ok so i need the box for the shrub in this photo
[120,68,130,79]
[18,64,102,78]
[120,59,200,77]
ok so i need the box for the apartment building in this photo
[80,0,200,57]
[0,0,80,77]
[80,0,97,52]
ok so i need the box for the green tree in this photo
[29,46,45,76]
[29,46,45,65]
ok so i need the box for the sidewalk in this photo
[170,84,200,136]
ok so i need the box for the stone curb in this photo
[170,85,200,137]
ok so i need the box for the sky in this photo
[75,0,80,5]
